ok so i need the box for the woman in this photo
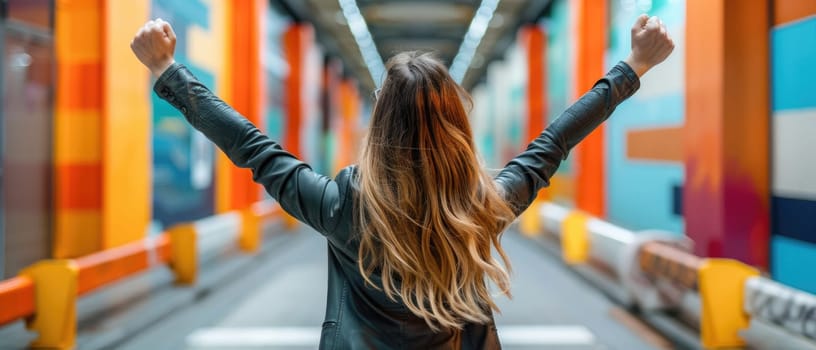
[131,14,672,349]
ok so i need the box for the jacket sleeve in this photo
[153,63,343,236]
[494,61,640,215]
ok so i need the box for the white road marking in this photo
[185,325,596,348]
[187,327,321,347]
[498,325,596,346]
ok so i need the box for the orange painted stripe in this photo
[55,163,102,209]
[774,0,816,26]
[626,126,684,162]
[56,62,103,110]
[0,276,35,326]
[573,0,607,217]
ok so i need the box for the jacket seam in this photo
[332,281,349,350]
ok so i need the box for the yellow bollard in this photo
[20,260,79,350]
[239,209,261,253]
[698,258,759,348]
[561,211,590,264]
[519,200,542,237]
[168,224,197,285]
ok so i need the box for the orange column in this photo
[335,79,360,173]
[684,0,769,267]
[283,24,314,159]
[53,0,105,258]
[103,1,151,248]
[520,25,548,201]
[219,0,266,211]
[522,26,546,145]
[572,0,607,217]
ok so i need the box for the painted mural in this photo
[541,0,575,205]
[604,0,685,234]
[150,0,225,227]
[770,15,816,294]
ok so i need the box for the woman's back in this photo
[147,55,641,349]
[320,166,501,349]
[133,15,673,349]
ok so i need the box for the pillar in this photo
[684,0,769,267]
[53,0,105,257]
[216,0,266,213]
[282,24,314,159]
[572,0,608,217]
[103,0,151,247]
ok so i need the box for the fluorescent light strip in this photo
[338,0,386,88]
[449,0,501,83]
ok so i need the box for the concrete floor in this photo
[114,227,665,350]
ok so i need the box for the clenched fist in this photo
[624,14,675,77]
[131,18,177,77]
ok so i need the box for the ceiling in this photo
[276,0,550,92]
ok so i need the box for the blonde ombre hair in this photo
[357,51,516,330]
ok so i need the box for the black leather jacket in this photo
[154,61,640,349]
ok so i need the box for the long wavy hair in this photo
[356,51,516,330]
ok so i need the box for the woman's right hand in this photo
[624,14,675,77]
[131,18,177,77]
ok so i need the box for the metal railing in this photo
[0,201,284,349]
[521,201,816,349]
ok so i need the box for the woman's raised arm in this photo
[495,14,674,214]
[131,19,344,236]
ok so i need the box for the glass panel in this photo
[2,20,53,277]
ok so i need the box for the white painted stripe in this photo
[185,325,595,348]
[187,327,321,347]
[498,325,596,346]
[773,109,816,199]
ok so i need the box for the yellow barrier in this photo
[537,201,780,349]
[240,209,261,253]
[20,260,79,350]
[698,259,759,348]
[168,224,198,285]
[561,210,590,264]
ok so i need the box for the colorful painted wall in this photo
[150,0,229,228]
[542,0,575,205]
[605,0,685,235]
[770,6,816,294]
[43,1,321,257]
[477,0,816,285]
[471,42,526,169]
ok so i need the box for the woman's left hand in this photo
[131,18,177,77]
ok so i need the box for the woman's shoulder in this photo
[334,165,360,193]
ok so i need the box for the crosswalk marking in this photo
[185,325,596,348]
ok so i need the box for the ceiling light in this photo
[338,0,386,87]
[449,0,501,83]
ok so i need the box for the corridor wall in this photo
[604,0,685,235]
[769,3,816,294]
